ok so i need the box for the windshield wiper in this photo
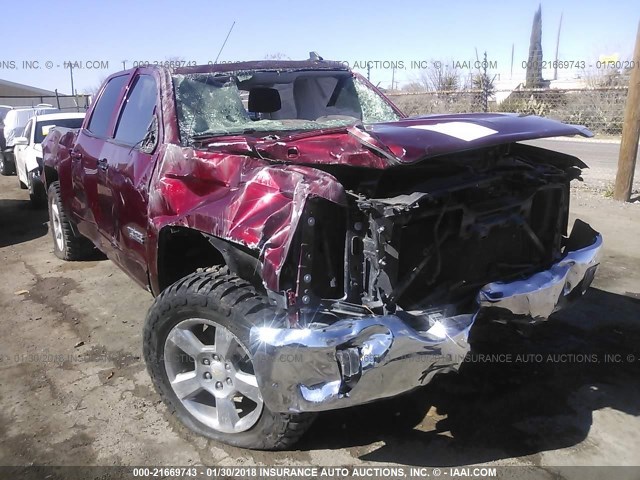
[191,128,257,140]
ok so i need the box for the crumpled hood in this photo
[368,113,592,163]
[205,113,592,169]
[164,114,592,294]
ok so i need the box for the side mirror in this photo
[14,136,28,146]
[140,115,159,154]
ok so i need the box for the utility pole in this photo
[510,43,514,80]
[69,63,75,97]
[553,13,563,81]
[613,20,640,202]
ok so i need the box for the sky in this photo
[1,0,638,94]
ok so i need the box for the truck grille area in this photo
[352,173,569,312]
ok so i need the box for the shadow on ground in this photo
[0,198,106,261]
[0,199,49,248]
[298,288,640,466]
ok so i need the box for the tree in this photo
[526,5,544,88]
[429,64,461,91]
[82,76,107,97]
[401,81,425,92]
[412,61,461,92]
[473,52,496,112]
[582,63,632,88]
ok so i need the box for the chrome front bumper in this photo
[250,221,602,413]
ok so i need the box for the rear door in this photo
[101,72,159,287]
[71,74,129,248]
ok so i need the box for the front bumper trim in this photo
[250,222,602,413]
[478,220,602,319]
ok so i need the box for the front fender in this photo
[148,144,347,292]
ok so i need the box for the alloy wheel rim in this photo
[50,201,64,251]
[163,318,263,434]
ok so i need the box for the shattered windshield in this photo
[173,71,399,144]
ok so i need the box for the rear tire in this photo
[47,181,94,260]
[143,266,316,450]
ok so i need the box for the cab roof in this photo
[173,60,349,76]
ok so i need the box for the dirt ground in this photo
[0,169,639,469]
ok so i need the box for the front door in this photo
[102,73,159,287]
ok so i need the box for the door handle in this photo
[97,158,108,171]
[70,149,82,160]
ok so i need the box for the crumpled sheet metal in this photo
[249,313,475,413]
[248,222,602,413]
[254,130,391,169]
[148,144,347,291]
[478,229,602,319]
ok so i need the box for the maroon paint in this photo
[42,62,592,297]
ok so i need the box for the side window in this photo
[114,75,157,146]
[23,119,33,142]
[87,75,129,137]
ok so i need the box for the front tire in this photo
[29,171,46,207]
[143,267,316,450]
[47,181,94,260]
[0,154,15,176]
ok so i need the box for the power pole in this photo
[553,13,563,81]
[510,43,514,80]
[69,63,75,97]
[613,20,640,202]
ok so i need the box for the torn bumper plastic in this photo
[250,221,602,413]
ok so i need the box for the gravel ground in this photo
[0,169,639,471]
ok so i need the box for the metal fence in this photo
[387,87,629,136]
[2,89,627,136]
[0,93,91,112]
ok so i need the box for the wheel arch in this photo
[155,226,263,294]
[43,165,59,189]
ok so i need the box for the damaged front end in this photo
[249,143,602,413]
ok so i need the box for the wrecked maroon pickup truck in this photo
[42,60,602,449]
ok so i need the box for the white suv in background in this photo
[1,105,58,176]
[14,112,85,205]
